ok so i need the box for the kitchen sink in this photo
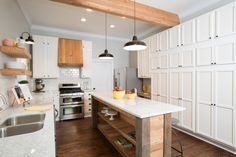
[0,113,46,138]
[0,113,45,127]
[0,122,44,138]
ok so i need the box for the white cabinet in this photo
[196,38,236,66]
[149,35,158,53]
[170,70,195,131]
[150,54,168,71]
[196,2,236,42]
[215,2,236,38]
[33,35,59,78]
[181,20,195,46]
[196,68,235,146]
[138,39,150,78]
[151,71,168,103]
[169,26,180,49]
[169,48,195,68]
[159,30,168,51]
[82,41,92,78]
[196,12,214,42]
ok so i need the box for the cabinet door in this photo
[72,40,83,65]
[160,54,168,69]
[159,30,168,51]
[181,20,195,46]
[169,52,179,68]
[169,26,180,49]
[156,34,160,52]
[215,2,236,38]
[150,55,160,70]
[145,47,150,77]
[170,71,181,124]
[33,36,47,78]
[46,37,59,78]
[138,51,143,78]
[196,44,214,66]
[150,35,157,53]
[160,72,168,103]
[181,48,195,67]
[151,73,159,95]
[82,47,92,78]
[214,70,235,146]
[196,12,214,42]
[180,71,195,131]
[214,39,235,65]
[196,71,214,137]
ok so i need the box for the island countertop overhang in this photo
[91,93,185,119]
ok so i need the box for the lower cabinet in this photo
[196,68,235,146]
[151,71,168,103]
[169,70,195,131]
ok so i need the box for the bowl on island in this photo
[113,90,125,99]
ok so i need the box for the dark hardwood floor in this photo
[56,118,236,157]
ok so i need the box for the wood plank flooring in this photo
[56,118,236,157]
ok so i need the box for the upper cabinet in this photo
[58,38,83,67]
[181,20,195,46]
[196,12,214,42]
[215,2,236,38]
[169,26,180,49]
[196,2,236,42]
[138,39,150,78]
[159,30,169,51]
[33,35,59,78]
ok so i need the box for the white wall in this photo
[31,26,129,69]
[0,0,30,108]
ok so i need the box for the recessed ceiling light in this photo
[121,16,126,19]
[110,25,115,28]
[86,8,93,12]
[81,18,86,22]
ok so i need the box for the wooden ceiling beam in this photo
[51,0,180,27]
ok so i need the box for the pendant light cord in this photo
[134,0,136,36]
[105,13,107,51]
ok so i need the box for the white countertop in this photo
[0,101,55,157]
[92,93,185,119]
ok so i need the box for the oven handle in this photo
[60,104,83,108]
[60,94,84,98]
[61,102,84,105]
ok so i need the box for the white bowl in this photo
[5,62,26,69]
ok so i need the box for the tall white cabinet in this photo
[196,68,235,146]
[141,1,236,153]
[33,35,59,78]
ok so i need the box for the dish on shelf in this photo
[107,110,118,121]
[5,62,26,70]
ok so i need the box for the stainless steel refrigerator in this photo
[114,67,142,92]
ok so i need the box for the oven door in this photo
[60,95,84,105]
[60,104,84,120]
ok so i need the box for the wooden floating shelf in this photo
[98,124,135,157]
[0,69,32,76]
[97,112,136,145]
[0,46,31,59]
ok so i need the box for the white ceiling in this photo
[17,0,234,40]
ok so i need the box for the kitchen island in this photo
[91,93,185,157]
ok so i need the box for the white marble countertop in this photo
[92,93,185,119]
[0,101,56,157]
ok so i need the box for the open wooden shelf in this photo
[0,69,32,76]
[0,46,31,59]
[98,124,135,157]
[97,112,136,145]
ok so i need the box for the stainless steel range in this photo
[59,83,84,121]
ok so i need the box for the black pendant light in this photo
[124,0,147,51]
[99,13,114,59]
